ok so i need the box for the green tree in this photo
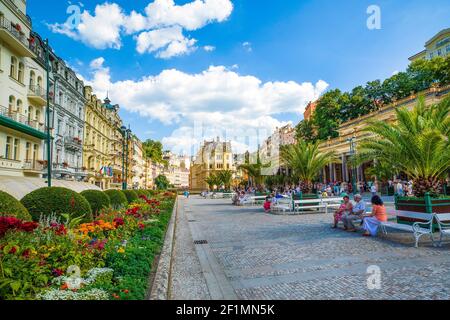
[216,170,234,191]
[155,175,170,190]
[295,119,317,143]
[204,174,222,191]
[312,89,342,140]
[281,141,337,193]
[355,96,450,197]
[142,140,167,165]
[238,152,271,187]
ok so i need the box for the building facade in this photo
[409,28,450,61]
[48,48,86,181]
[0,0,48,178]
[319,85,450,184]
[190,138,233,191]
[131,135,145,189]
[83,87,124,190]
[163,151,190,189]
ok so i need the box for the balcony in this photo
[23,160,44,173]
[0,105,47,139]
[74,167,88,178]
[28,85,47,106]
[64,136,83,151]
[0,158,22,171]
[0,16,35,58]
[52,163,72,175]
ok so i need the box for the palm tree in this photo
[204,174,222,191]
[281,140,337,193]
[355,96,450,197]
[216,170,233,191]
[238,152,271,187]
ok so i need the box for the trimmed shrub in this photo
[21,187,92,222]
[145,190,158,197]
[80,190,111,217]
[122,190,138,204]
[0,190,32,221]
[104,190,128,209]
[134,190,148,198]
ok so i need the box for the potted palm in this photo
[281,140,337,202]
[355,96,450,226]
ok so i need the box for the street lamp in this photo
[120,126,132,190]
[44,39,52,187]
[347,136,357,195]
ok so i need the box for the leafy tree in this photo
[295,119,317,143]
[312,89,342,140]
[142,140,167,165]
[355,96,450,197]
[216,170,234,191]
[281,141,337,193]
[204,174,222,191]
[238,152,271,187]
[155,175,170,190]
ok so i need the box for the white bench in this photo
[239,195,267,206]
[435,213,450,247]
[380,210,435,248]
[272,197,293,213]
[294,199,329,214]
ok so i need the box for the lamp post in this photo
[347,136,357,195]
[120,126,132,190]
[125,128,131,188]
[45,39,52,187]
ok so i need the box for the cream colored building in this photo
[319,85,450,183]
[163,151,190,188]
[190,138,233,191]
[83,87,124,190]
[409,28,450,61]
[0,0,48,178]
[131,135,145,189]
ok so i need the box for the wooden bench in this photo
[435,213,450,247]
[380,210,435,248]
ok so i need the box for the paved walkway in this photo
[170,196,450,300]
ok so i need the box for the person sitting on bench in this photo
[362,195,388,237]
[342,194,366,232]
[332,195,352,229]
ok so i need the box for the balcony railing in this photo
[23,160,44,171]
[0,105,46,132]
[0,15,35,57]
[28,85,47,105]
[64,136,83,150]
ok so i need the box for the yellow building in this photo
[190,138,234,191]
[409,28,450,61]
[83,87,124,190]
[319,85,450,183]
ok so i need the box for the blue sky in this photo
[27,0,450,154]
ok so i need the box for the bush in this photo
[81,190,111,217]
[122,190,138,204]
[21,187,92,222]
[0,190,32,221]
[134,190,148,198]
[104,190,128,209]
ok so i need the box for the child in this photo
[263,196,272,213]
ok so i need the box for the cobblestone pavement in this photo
[169,198,211,300]
[178,196,450,300]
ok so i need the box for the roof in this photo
[425,28,450,46]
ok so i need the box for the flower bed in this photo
[0,191,176,300]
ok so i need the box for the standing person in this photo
[362,195,388,237]
[396,181,404,196]
[370,183,378,197]
[342,194,366,232]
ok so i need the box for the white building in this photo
[163,151,190,188]
[0,0,48,178]
[48,43,87,181]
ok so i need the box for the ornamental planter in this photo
[395,193,450,231]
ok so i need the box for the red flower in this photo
[22,249,31,258]
[52,268,64,277]
[113,217,124,227]
[138,223,145,230]
[9,246,17,254]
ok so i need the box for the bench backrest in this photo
[294,199,323,205]
[388,210,434,221]
[321,198,343,204]
[435,213,450,223]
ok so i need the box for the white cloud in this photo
[86,59,329,154]
[203,45,216,52]
[136,26,197,58]
[49,3,125,49]
[242,41,252,52]
[48,0,233,58]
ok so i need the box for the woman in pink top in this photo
[332,195,352,228]
[362,195,388,236]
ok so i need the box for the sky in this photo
[27,0,450,156]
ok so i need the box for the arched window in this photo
[16,99,23,114]
[28,106,34,122]
[18,62,24,83]
[29,71,36,87]
[8,96,15,115]
[35,109,41,122]
[10,57,17,79]
[37,76,43,89]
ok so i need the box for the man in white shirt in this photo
[370,184,377,197]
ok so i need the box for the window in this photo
[437,49,442,56]
[8,96,15,114]
[18,62,24,83]
[5,137,12,159]
[429,52,434,59]
[29,71,36,87]
[10,56,17,79]
[25,142,31,161]
[16,99,22,114]
[35,110,41,122]
[13,139,20,160]
[446,45,450,53]
[37,76,43,89]
[33,144,38,162]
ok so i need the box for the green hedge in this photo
[104,190,128,209]
[0,190,32,221]
[80,190,111,217]
[122,190,138,204]
[21,187,92,222]
[134,190,148,198]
